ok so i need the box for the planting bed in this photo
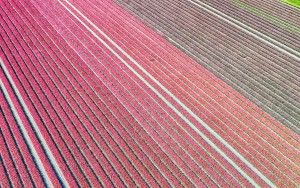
[0,0,299,187]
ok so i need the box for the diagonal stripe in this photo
[0,78,53,187]
[188,0,300,62]
[59,0,275,186]
[0,59,69,188]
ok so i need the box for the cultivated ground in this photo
[116,0,300,133]
[0,0,299,187]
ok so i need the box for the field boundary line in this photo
[189,0,300,62]
[59,0,275,186]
